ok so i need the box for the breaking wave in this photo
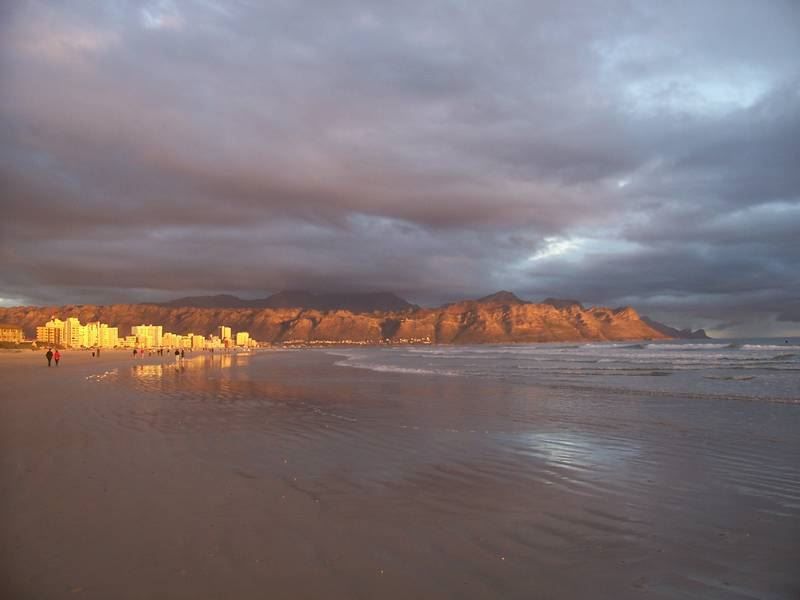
[741,344,795,351]
[328,339,799,402]
[333,360,460,377]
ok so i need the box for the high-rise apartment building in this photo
[99,324,119,348]
[235,331,250,347]
[81,321,119,348]
[131,324,163,348]
[86,321,101,347]
[64,317,88,348]
[36,317,118,348]
[218,326,232,341]
[36,317,65,346]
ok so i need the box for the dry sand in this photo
[1,348,798,599]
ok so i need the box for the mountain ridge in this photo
[0,291,704,344]
[157,291,416,313]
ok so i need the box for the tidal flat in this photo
[1,348,798,599]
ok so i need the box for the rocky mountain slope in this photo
[641,317,709,339]
[1,291,673,344]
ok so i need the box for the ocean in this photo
[330,338,800,403]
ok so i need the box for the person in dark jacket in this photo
[46,349,53,367]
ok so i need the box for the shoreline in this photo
[0,347,271,369]
[0,334,714,354]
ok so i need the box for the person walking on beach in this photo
[96,348,100,357]
[180,349,185,360]
[133,348,137,359]
[175,349,180,364]
[46,349,53,367]
[53,350,61,366]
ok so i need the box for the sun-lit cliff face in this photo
[0,291,670,343]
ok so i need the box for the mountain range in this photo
[0,290,708,344]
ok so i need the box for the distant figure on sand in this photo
[54,350,61,366]
[180,349,185,360]
[46,349,53,367]
[175,349,180,364]
[133,348,137,359]
[96,348,100,357]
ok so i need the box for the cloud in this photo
[1,1,799,335]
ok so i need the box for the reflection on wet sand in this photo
[130,352,238,379]
[16,349,798,599]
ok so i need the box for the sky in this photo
[1,1,799,337]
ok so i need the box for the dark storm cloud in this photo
[1,0,799,335]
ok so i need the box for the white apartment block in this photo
[64,317,88,348]
[36,317,65,346]
[36,316,119,348]
[131,324,163,348]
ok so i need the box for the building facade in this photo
[131,324,163,348]
[99,324,119,348]
[63,317,88,348]
[0,323,23,343]
[36,317,65,346]
[36,316,119,348]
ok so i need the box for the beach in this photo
[1,346,798,599]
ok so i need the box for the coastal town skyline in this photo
[33,315,257,350]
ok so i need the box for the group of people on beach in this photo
[132,348,185,359]
[45,347,189,367]
[132,347,185,364]
[44,348,106,366]
[44,349,61,367]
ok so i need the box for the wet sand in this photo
[1,349,798,599]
